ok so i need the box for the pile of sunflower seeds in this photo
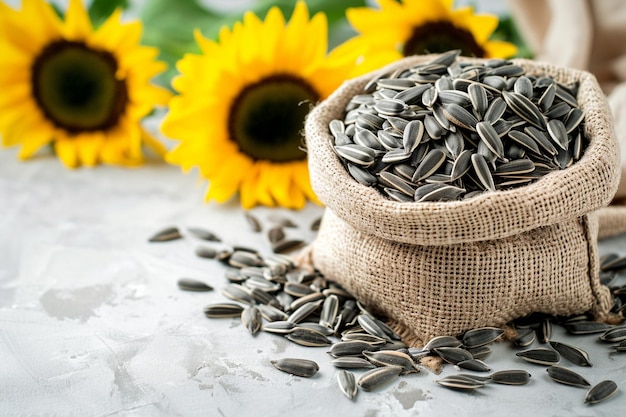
[150,222,624,405]
[329,50,587,202]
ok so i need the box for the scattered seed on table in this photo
[148,226,182,242]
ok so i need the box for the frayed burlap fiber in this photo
[304,56,620,346]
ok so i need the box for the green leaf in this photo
[88,0,129,27]
[492,15,533,59]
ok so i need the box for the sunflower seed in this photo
[286,328,332,347]
[600,255,626,272]
[412,148,446,182]
[355,129,385,150]
[422,87,439,107]
[489,64,525,77]
[204,303,244,318]
[489,370,531,385]
[456,359,491,372]
[244,212,262,232]
[436,375,486,390]
[467,345,492,361]
[394,84,431,105]
[585,380,618,404]
[549,340,592,367]
[357,314,391,341]
[357,365,403,392]
[258,304,288,322]
[433,347,473,364]
[546,365,591,388]
[547,119,568,151]
[363,350,418,374]
[555,84,578,107]
[177,278,213,292]
[516,348,560,365]
[272,239,305,254]
[148,226,182,242]
[468,83,488,117]
[462,327,505,349]
[329,119,345,138]
[342,333,387,345]
[271,358,319,378]
[229,251,264,268]
[438,90,471,107]
[599,325,626,342]
[335,144,378,167]
[471,154,495,191]
[424,114,444,139]
[337,370,358,400]
[288,300,323,323]
[403,120,424,154]
[331,356,376,370]
[442,103,478,131]
[241,306,262,335]
[564,108,584,134]
[538,318,552,344]
[423,335,463,351]
[375,98,408,116]
[538,83,556,111]
[483,97,507,124]
[377,78,416,91]
[565,321,613,335]
[320,294,339,329]
[329,340,374,357]
[476,121,504,158]
[494,159,535,176]
[262,320,296,334]
[187,227,221,242]
[508,130,541,154]
[524,126,557,155]
[502,91,547,130]
[222,284,254,305]
[513,327,536,347]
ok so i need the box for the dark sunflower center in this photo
[228,75,319,162]
[31,40,128,133]
[403,21,486,57]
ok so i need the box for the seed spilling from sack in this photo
[329,50,587,202]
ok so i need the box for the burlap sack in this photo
[304,55,620,346]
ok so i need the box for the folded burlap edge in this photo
[305,55,620,246]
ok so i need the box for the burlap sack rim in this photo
[305,55,620,245]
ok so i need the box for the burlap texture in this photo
[304,55,619,345]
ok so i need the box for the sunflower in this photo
[161,1,361,209]
[346,0,518,72]
[0,0,171,168]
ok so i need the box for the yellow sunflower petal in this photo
[459,11,499,44]
[76,133,104,167]
[54,138,79,168]
[483,40,518,59]
[63,0,92,40]
[141,129,168,158]
[17,124,54,160]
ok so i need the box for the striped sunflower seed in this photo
[177,278,213,292]
[585,380,618,404]
[515,348,560,365]
[203,303,244,318]
[546,365,591,388]
[337,370,358,400]
[271,358,319,378]
[357,365,403,392]
[549,340,592,367]
[148,226,182,242]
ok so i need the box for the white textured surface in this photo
[1,143,626,417]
